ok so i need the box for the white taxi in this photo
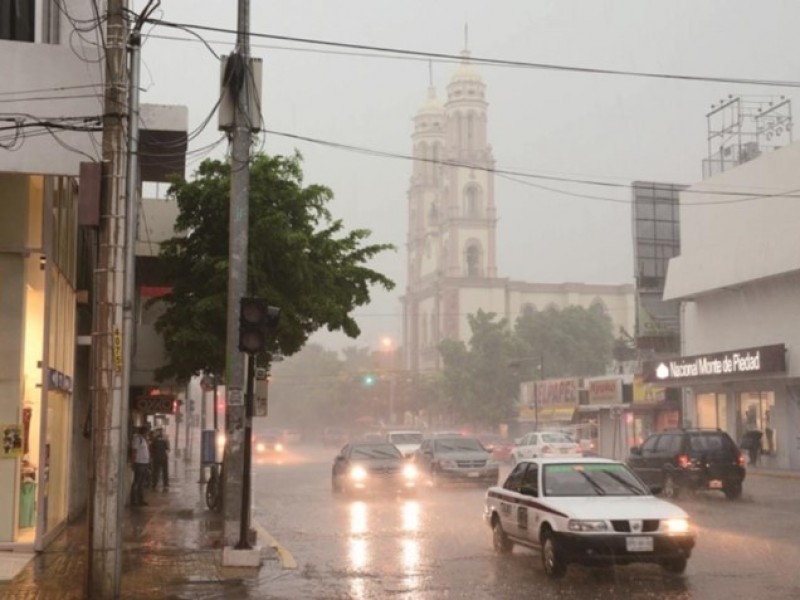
[484,458,696,579]
[510,431,582,465]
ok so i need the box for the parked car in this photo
[322,426,349,447]
[386,430,424,458]
[413,435,499,486]
[484,457,696,579]
[627,428,746,500]
[478,433,515,463]
[510,431,583,465]
[331,441,418,495]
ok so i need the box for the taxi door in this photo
[514,462,540,543]
[496,462,529,538]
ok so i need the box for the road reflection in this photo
[346,498,422,598]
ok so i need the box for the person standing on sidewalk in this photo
[130,426,151,506]
[150,428,170,491]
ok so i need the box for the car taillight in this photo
[738,453,746,467]
[541,445,552,454]
[677,454,690,468]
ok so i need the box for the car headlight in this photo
[274,442,284,452]
[568,519,609,532]
[664,518,690,534]
[256,442,266,453]
[486,460,500,468]
[403,464,418,480]
[439,460,458,469]
[350,466,368,481]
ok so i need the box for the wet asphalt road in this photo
[250,444,800,600]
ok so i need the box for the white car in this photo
[484,457,696,579]
[386,430,424,458]
[511,431,582,464]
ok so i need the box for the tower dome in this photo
[450,49,483,84]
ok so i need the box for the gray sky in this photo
[135,0,800,353]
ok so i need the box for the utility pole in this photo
[223,0,252,549]
[88,0,129,596]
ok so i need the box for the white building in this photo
[1,4,187,555]
[663,139,800,472]
[401,51,634,373]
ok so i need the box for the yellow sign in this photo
[633,375,666,404]
[113,328,123,372]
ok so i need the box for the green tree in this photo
[514,304,614,379]
[439,310,525,428]
[152,152,395,382]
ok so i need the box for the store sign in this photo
[532,378,580,407]
[135,394,176,414]
[646,344,786,384]
[633,375,666,404]
[586,377,622,405]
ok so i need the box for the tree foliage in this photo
[151,152,395,382]
[438,310,526,428]
[514,304,614,379]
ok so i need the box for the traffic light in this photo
[238,297,280,354]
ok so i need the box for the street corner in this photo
[254,521,297,570]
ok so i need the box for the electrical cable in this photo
[144,17,800,89]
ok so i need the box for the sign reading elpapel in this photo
[648,344,786,383]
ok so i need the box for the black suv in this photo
[627,429,746,500]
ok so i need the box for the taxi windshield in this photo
[543,463,648,497]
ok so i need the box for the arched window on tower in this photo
[463,185,482,218]
[464,241,482,278]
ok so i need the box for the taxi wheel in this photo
[661,474,680,499]
[661,557,688,574]
[492,519,513,554]
[541,529,567,579]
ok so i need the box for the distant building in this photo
[400,50,634,373]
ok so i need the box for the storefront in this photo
[0,173,77,550]
[645,344,793,469]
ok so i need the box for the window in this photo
[463,186,482,217]
[0,0,35,42]
[519,464,538,496]
[465,243,481,277]
[641,435,660,455]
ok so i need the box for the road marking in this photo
[254,521,297,570]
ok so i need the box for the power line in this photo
[144,17,800,89]
[261,127,800,205]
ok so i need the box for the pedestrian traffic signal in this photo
[238,297,280,354]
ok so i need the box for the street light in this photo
[379,336,396,425]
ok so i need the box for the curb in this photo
[254,521,297,570]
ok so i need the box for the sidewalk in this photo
[0,458,280,600]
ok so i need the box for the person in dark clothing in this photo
[150,428,170,490]
[741,430,763,467]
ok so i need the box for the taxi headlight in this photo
[350,466,368,481]
[403,464,418,480]
[567,519,609,532]
[664,518,690,534]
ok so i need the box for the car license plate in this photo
[709,479,723,489]
[468,471,480,477]
[626,536,653,552]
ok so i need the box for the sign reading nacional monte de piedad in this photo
[644,343,786,384]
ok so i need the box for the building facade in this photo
[401,51,635,373]
[662,139,800,471]
[0,1,103,551]
[1,4,188,554]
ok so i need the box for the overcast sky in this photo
[133,0,800,353]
